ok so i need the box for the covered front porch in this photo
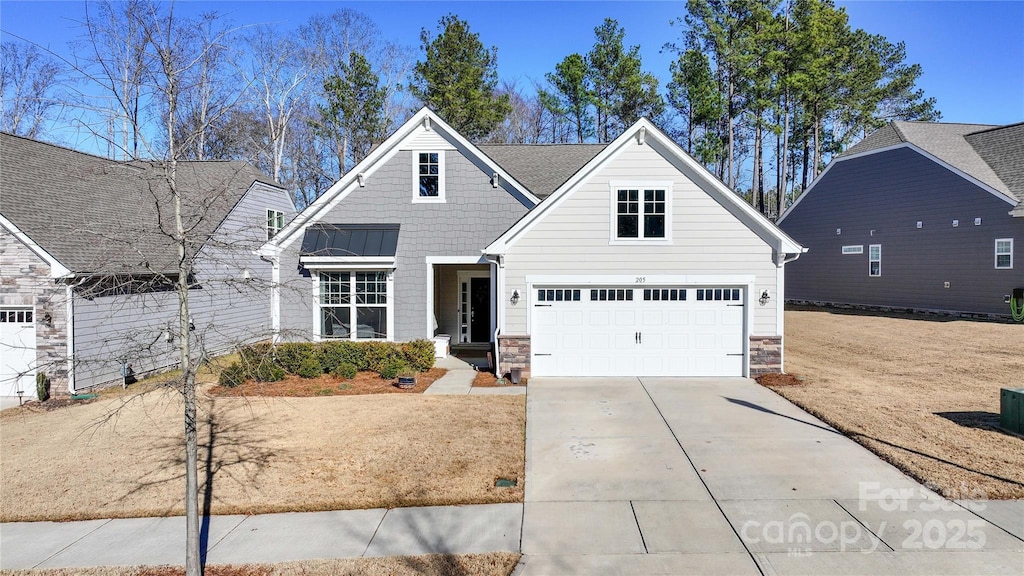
[426,258,499,365]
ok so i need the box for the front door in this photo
[470,277,491,342]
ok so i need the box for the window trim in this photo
[267,209,284,240]
[995,238,1014,269]
[869,244,882,277]
[313,270,394,341]
[412,150,445,203]
[608,181,673,245]
[841,245,863,254]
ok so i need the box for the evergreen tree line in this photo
[2,0,938,216]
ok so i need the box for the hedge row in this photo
[218,339,435,387]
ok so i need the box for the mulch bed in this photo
[472,370,527,388]
[208,368,448,397]
[755,372,803,386]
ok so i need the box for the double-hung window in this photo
[318,271,389,339]
[995,239,1013,269]
[612,183,671,242]
[869,244,882,277]
[414,151,444,202]
[267,209,284,240]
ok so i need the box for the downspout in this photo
[63,277,87,394]
[261,254,280,343]
[484,253,503,376]
[774,248,808,375]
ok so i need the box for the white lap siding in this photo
[502,142,780,338]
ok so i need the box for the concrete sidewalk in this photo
[0,503,522,570]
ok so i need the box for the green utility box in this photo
[1001,388,1024,434]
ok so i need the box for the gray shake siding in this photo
[278,149,530,342]
[781,147,1024,316]
[71,181,294,389]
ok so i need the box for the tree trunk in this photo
[779,90,790,216]
[163,46,202,576]
[754,118,764,214]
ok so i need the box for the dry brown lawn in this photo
[0,385,525,522]
[0,552,520,576]
[773,307,1024,499]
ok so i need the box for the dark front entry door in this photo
[470,277,491,342]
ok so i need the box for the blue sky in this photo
[2,0,1022,126]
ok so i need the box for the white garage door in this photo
[531,286,745,377]
[1,307,37,397]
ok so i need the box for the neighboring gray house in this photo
[778,121,1024,319]
[264,108,804,378]
[0,133,295,397]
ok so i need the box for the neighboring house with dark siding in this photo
[0,132,295,397]
[264,108,803,378]
[778,121,1024,319]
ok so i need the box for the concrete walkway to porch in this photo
[424,355,525,396]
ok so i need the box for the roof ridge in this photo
[890,121,909,143]
[0,131,131,164]
[965,120,1024,136]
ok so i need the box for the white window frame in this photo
[267,209,284,240]
[869,244,882,277]
[412,151,445,203]
[842,245,863,254]
[995,238,1013,269]
[313,270,394,341]
[608,181,673,245]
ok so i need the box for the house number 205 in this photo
[635,277,646,283]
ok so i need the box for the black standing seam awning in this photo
[300,224,400,257]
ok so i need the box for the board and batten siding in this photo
[277,143,529,342]
[502,140,780,337]
[73,181,294,388]
[781,147,1024,316]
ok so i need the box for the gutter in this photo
[484,253,504,376]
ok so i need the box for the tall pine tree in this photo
[409,14,510,139]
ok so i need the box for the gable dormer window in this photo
[413,151,445,203]
[609,182,672,244]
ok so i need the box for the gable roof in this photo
[842,121,1023,204]
[780,120,1024,223]
[476,144,606,198]
[484,119,804,256]
[0,132,281,276]
[261,108,541,256]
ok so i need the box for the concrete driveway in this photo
[519,377,1024,576]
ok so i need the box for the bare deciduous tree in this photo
[0,40,62,138]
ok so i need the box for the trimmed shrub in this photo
[364,341,401,374]
[275,343,317,374]
[219,362,246,388]
[320,340,367,372]
[333,361,358,380]
[239,342,274,366]
[378,360,409,380]
[296,356,323,379]
[252,360,285,382]
[36,372,50,402]
[401,339,436,372]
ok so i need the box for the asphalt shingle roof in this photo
[0,132,278,275]
[477,144,606,198]
[842,121,1023,209]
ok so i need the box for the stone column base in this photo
[749,335,782,376]
[497,335,531,378]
